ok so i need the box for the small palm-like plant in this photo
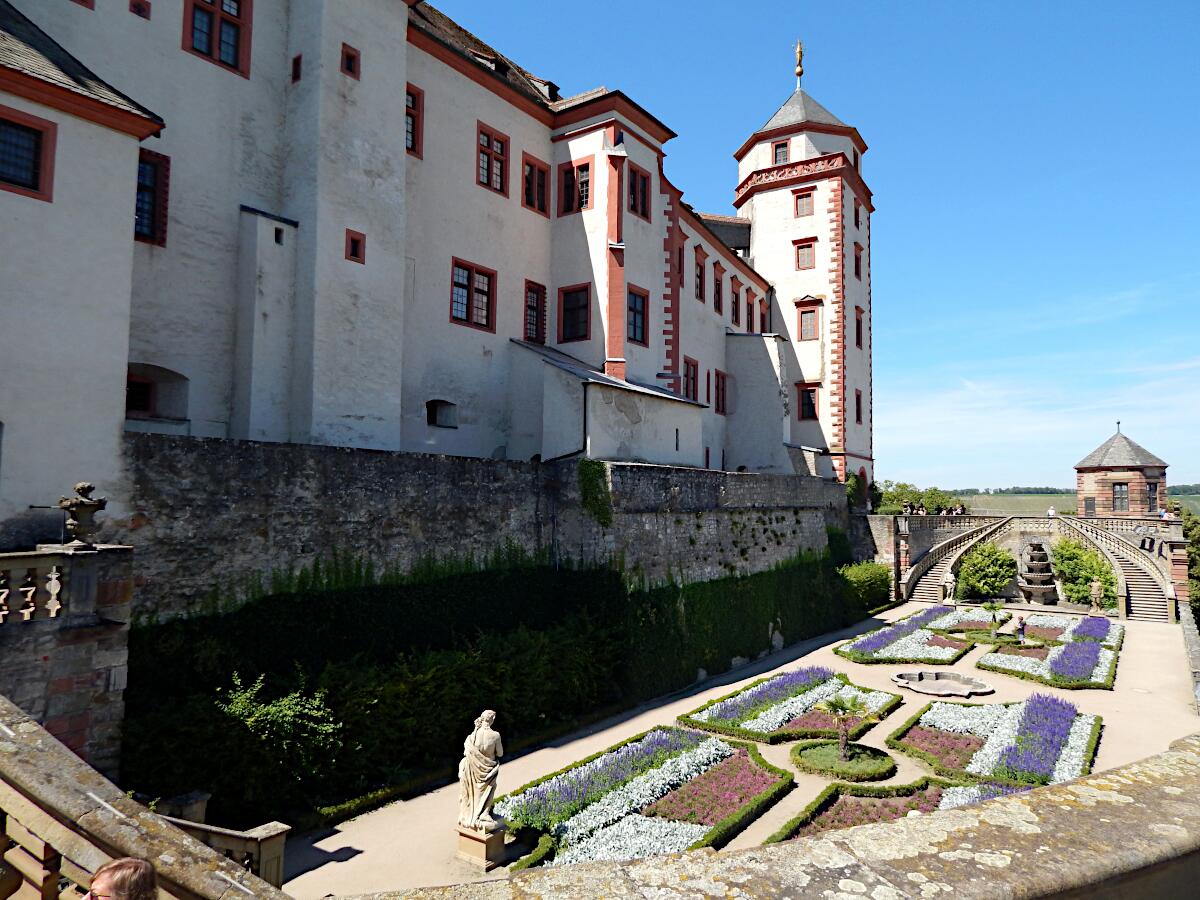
[818,695,873,762]
[982,601,1005,631]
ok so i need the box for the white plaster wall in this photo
[586,387,700,467]
[506,350,546,462]
[402,43,553,459]
[840,186,872,480]
[543,368,585,461]
[22,0,294,441]
[0,96,138,519]
[724,335,794,473]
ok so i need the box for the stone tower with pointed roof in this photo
[727,49,874,484]
[1075,427,1169,517]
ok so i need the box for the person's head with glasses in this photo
[85,857,157,900]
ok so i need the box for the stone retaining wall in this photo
[104,434,848,620]
[382,733,1200,899]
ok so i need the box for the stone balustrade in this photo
[0,694,286,899]
[382,733,1200,899]
[0,549,66,626]
[162,816,291,888]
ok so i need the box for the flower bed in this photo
[679,672,901,743]
[927,607,1012,632]
[978,640,1118,689]
[791,741,897,782]
[496,727,793,867]
[887,698,1101,787]
[1025,613,1125,648]
[836,606,973,664]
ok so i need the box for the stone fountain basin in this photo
[891,671,994,698]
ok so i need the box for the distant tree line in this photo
[1169,484,1200,496]
[948,487,1074,496]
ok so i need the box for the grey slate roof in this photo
[696,213,751,253]
[1075,432,1168,469]
[511,340,705,407]
[761,88,847,131]
[0,0,161,126]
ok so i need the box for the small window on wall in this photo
[773,141,789,165]
[854,200,862,228]
[746,296,755,333]
[714,371,728,416]
[524,281,546,344]
[0,107,56,202]
[798,385,818,420]
[683,358,699,402]
[694,250,706,302]
[793,189,814,217]
[559,159,592,214]
[451,259,496,331]
[559,284,590,343]
[522,153,549,216]
[1147,481,1158,513]
[855,389,863,424]
[135,149,170,246]
[855,306,864,348]
[126,364,189,420]
[477,123,508,195]
[854,243,864,279]
[731,287,741,326]
[341,43,361,79]
[345,229,366,263]
[799,307,818,341]
[1112,483,1129,512]
[130,1,151,19]
[426,399,458,428]
[628,164,651,220]
[795,240,816,270]
[126,376,155,417]
[713,268,724,314]
[626,287,648,346]
[405,85,424,157]
[185,0,252,76]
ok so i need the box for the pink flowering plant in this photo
[643,749,779,825]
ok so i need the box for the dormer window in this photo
[773,141,789,165]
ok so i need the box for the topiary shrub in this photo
[956,542,1017,599]
[1051,539,1117,607]
[838,561,891,609]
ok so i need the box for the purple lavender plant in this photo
[996,693,1077,784]
[703,666,834,724]
[976,782,1032,802]
[1071,617,1110,643]
[1049,641,1102,682]
[848,606,952,656]
[496,728,705,830]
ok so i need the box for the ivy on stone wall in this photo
[122,550,866,828]
[577,458,614,527]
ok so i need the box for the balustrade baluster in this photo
[44,567,62,619]
[0,569,10,625]
[17,570,36,622]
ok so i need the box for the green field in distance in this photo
[960,493,1200,515]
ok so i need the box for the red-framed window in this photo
[521,152,550,216]
[712,264,725,314]
[793,188,814,217]
[745,294,756,333]
[714,370,728,415]
[125,374,155,417]
[855,389,863,424]
[852,148,860,170]
[524,280,547,344]
[797,302,820,341]
[0,105,56,203]
[291,54,302,82]
[345,229,366,264]
[476,123,508,195]
[450,258,496,332]
[341,43,361,79]
[760,299,769,333]
[794,238,816,270]
[797,383,819,420]
[130,0,151,18]
[71,0,95,9]
[854,242,864,279]
[626,285,649,346]
[627,162,651,221]
[773,140,789,165]
[694,247,707,302]
[855,306,864,348]
[558,283,591,343]
[134,149,170,246]
[183,0,252,77]
[682,357,699,402]
[730,278,741,326]
[854,199,862,228]
[405,84,424,158]
[558,157,593,215]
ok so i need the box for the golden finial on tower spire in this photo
[795,39,804,86]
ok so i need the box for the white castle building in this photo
[0,0,874,523]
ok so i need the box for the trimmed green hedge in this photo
[124,550,865,827]
[677,673,902,744]
[838,561,892,610]
[765,777,963,843]
[790,741,897,782]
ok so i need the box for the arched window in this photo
[126,364,189,421]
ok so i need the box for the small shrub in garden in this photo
[792,741,896,781]
[1051,539,1116,607]
[956,542,1017,599]
[838,561,891,610]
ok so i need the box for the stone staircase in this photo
[910,555,954,603]
[1120,554,1172,622]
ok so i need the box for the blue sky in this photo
[434,0,1200,488]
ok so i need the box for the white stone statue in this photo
[458,710,504,832]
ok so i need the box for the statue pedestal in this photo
[456,826,506,871]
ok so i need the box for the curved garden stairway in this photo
[1058,517,1175,622]
[901,517,1012,602]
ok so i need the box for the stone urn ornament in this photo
[57,482,107,548]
